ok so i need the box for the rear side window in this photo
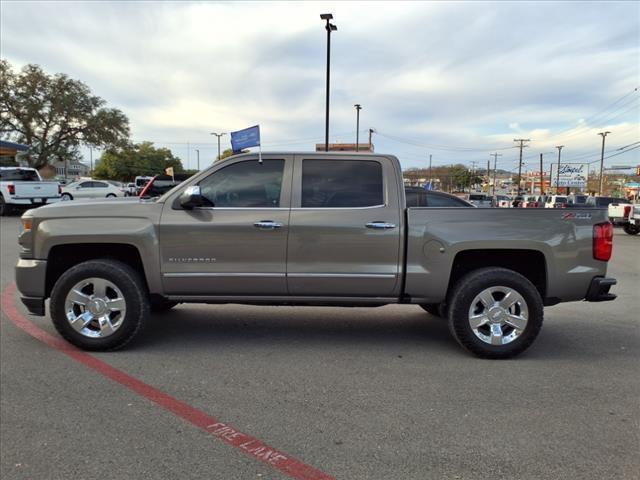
[301,160,383,208]
[0,168,39,181]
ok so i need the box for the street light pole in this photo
[210,132,227,162]
[354,104,361,151]
[195,149,200,170]
[597,131,610,195]
[320,13,337,152]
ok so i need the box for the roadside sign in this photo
[550,163,588,188]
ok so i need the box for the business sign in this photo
[230,125,260,153]
[550,163,588,188]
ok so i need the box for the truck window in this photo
[301,160,383,208]
[0,168,39,181]
[199,159,284,207]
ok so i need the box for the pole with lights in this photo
[320,13,337,152]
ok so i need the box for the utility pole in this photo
[598,132,611,195]
[490,153,502,195]
[89,147,93,175]
[354,104,361,151]
[470,161,478,192]
[195,149,200,170]
[210,132,227,162]
[368,128,375,151]
[539,153,544,195]
[554,145,564,194]
[428,154,432,189]
[514,139,530,195]
[486,159,490,191]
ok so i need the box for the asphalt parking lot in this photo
[1,215,638,480]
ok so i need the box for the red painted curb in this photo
[0,283,335,480]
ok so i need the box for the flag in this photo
[230,125,260,153]
[165,167,174,179]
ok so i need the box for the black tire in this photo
[61,193,73,201]
[50,259,149,351]
[623,223,639,235]
[106,193,116,198]
[150,297,179,313]
[447,267,543,359]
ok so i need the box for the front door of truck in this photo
[286,155,402,297]
[159,155,293,296]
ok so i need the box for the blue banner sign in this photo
[230,125,260,153]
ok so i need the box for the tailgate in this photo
[14,182,59,198]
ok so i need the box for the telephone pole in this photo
[428,153,432,189]
[514,139,530,195]
[490,153,502,195]
[598,132,611,195]
[539,153,544,195]
[354,104,362,151]
[195,149,200,170]
[470,161,478,192]
[554,145,564,194]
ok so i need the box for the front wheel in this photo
[61,193,73,201]
[623,223,639,235]
[106,193,116,198]
[447,268,543,359]
[50,259,149,350]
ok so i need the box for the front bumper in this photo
[585,276,617,302]
[15,259,47,316]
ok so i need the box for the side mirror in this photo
[179,185,207,209]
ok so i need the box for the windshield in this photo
[0,168,39,181]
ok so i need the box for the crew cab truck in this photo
[15,152,617,358]
[0,167,60,216]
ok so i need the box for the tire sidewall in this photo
[448,268,543,359]
[50,260,148,350]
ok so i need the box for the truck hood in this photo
[25,197,163,219]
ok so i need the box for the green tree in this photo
[0,60,129,169]
[94,142,184,181]
[216,148,248,162]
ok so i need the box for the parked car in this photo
[139,173,193,198]
[106,180,132,197]
[544,195,569,208]
[405,187,474,207]
[585,196,631,209]
[60,180,125,200]
[567,194,588,206]
[620,204,640,235]
[495,195,512,208]
[125,183,137,196]
[521,196,541,208]
[511,195,524,208]
[17,152,617,359]
[467,193,493,208]
[134,175,154,195]
[0,166,61,216]
[608,199,634,225]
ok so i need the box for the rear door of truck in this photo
[286,154,403,297]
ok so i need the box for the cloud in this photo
[1,1,638,170]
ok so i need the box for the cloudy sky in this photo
[2,1,638,173]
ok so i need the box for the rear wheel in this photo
[106,193,116,198]
[623,223,639,235]
[50,259,149,350]
[447,267,543,359]
[61,193,73,201]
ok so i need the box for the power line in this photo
[375,131,517,152]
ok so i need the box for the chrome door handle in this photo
[365,221,396,229]
[254,220,283,229]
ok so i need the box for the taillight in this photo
[593,222,613,261]
[623,205,631,218]
[7,184,15,195]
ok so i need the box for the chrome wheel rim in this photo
[64,278,126,338]
[468,286,528,346]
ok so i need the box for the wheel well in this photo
[45,244,147,297]
[448,249,547,299]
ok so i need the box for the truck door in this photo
[159,155,292,295]
[286,155,402,297]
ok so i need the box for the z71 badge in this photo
[562,212,592,220]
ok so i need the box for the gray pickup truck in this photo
[15,152,617,358]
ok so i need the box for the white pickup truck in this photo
[0,167,61,216]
